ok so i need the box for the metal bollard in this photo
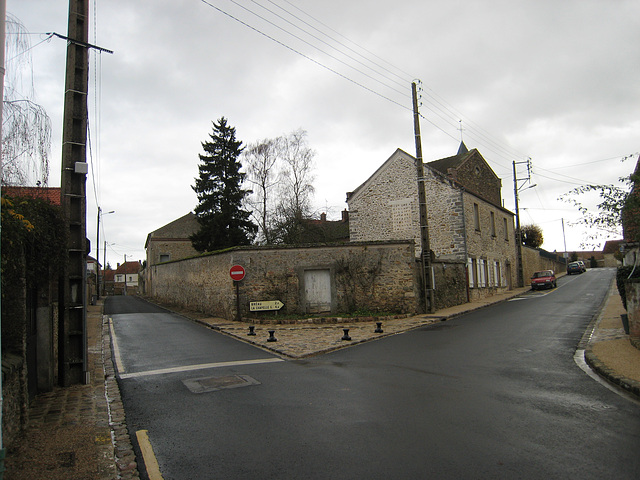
[248,326,256,336]
[374,322,383,333]
[267,330,277,342]
[341,328,351,341]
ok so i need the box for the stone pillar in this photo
[625,279,640,350]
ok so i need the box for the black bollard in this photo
[341,328,351,341]
[248,325,256,336]
[374,322,383,333]
[267,330,277,342]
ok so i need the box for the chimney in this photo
[321,213,327,222]
[342,209,349,222]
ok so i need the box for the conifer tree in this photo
[191,117,256,252]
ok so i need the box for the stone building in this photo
[144,212,200,293]
[347,144,517,304]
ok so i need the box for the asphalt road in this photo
[106,269,640,479]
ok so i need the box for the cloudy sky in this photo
[7,0,639,265]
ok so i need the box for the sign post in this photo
[230,265,246,321]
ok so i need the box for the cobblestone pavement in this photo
[5,278,639,478]
[4,302,139,479]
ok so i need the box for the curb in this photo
[584,348,640,399]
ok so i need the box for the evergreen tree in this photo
[191,117,256,252]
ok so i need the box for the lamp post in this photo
[96,208,114,299]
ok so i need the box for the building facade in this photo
[347,146,517,303]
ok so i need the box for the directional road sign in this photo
[250,300,284,312]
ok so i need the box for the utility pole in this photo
[95,208,113,299]
[1,0,7,465]
[59,0,91,386]
[96,207,101,300]
[103,241,107,295]
[412,81,435,313]
[58,0,112,386]
[512,158,533,288]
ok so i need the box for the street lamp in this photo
[96,207,114,299]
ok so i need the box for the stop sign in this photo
[229,264,246,281]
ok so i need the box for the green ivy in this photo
[1,194,67,289]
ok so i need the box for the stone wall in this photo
[423,170,466,261]
[1,353,28,448]
[150,241,420,320]
[432,260,468,309]
[463,191,517,300]
[348,151,420,247]
[625,279,640,349]
[521,245,567,283]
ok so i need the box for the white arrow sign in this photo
[250,300,284,312]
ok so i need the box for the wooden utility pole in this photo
[59,0,90,386]
[412,82,435,313]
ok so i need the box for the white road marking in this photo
[109,317,126,374]
[119,358,284,379]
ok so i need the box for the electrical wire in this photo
[199,0,411,111]
[199,0,533,172]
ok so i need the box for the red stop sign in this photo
[229,264,246,281]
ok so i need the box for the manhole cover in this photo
[182,374,260,393]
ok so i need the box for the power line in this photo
[201,0,530,166]
[199,0,411,111]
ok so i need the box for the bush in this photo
[617,265,640,310]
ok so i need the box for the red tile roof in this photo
[115,261,142,275]
[2,186,61,205]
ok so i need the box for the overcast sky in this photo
[7,0,639,265]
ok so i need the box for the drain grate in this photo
[182,374,260,393]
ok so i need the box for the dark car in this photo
[567,261,584,274]
[531,270,557,290]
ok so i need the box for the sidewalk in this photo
[4,280,639,478]
[584,282,640,397]
[4,301,139,479]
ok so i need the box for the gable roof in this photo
[427,148,500,183]
[145,212,199,248]
[115,261,142,275]
[2,186,61,205]
[602,239,624,254]
[346,148,414,202]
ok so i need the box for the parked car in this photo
[531,270,557,290]
[577,260,587,272]
[567,261,585,274]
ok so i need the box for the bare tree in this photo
[273,129,316,244]
[2,14,52,187]
[243,138,281,244]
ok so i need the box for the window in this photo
[490,212,496,237]
[503,218,509,241]
[159,254,171,263]
[478,259,486,287]
[473,203,480,231]
[468,258,475,288]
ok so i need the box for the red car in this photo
[531,270,557,290]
